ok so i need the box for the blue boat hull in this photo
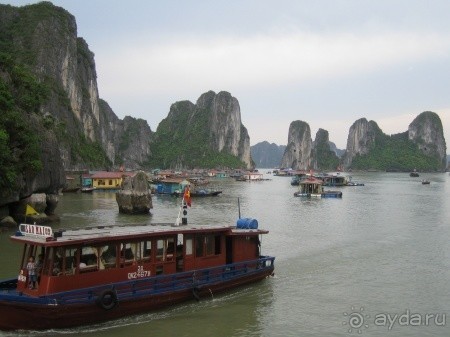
[0,257,274,331]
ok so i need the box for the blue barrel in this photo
[236,218,258,229]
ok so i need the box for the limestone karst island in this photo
[0,2,447,225]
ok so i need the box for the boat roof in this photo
[11,223,268,247]
[300,177,323,185]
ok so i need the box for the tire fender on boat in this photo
[96,289,118,310]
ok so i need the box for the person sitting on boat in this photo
[26,256,37,289]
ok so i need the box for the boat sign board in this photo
[19,224,53,237]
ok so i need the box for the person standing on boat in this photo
[26,256,37,289]
[35,254,44,285]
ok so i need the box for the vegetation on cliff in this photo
[148,101,247,169]
[0,2,111,173]
[0,53,45,190]
[350,131,442,171]
[314,140,340,171]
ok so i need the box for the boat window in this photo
[167,237,175,261]
[101,244,117,268]
[155,237,176,262]
[64,247,77,275]
[21,244,34,269]
[49,248,63,276]
[156,239,166,261]
[185,237,193,255]
[142,240,152,261]
[215,235,221,255]
[41,247,52,276]
[195,235,204,257]
[120,243,136,265]
[80,246,98,272]
[195,234,221,257]
[205,235,214,255]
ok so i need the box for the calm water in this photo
[1,172,450,337]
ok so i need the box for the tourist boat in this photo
[293,177,342,198]
[0,217,274,330]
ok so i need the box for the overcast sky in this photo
[3,0,450,149]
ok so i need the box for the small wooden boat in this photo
[0,210,274,331]
[172,189,222,197]
[81,187,95,193]
[191,189,222,197]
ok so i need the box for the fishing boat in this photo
[0,205,274,330]
[293,177,342,198]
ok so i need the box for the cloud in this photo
[96,30,450,99]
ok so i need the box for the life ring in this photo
[96,289,118,310]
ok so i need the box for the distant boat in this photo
[172,188,222,197]
[346,181,365,186]
[346,176,364,186]
[81,187,95,193]
[421,180,430,185]
[410,169,419,177]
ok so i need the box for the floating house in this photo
[155,178,189,195]
[90,171,134,190]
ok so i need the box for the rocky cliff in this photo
[0,2,152,170]
[251,141,286,168]
[201,91,252,167]
[0,2,153,208]
[311,129,340,171]
[342,118,382,168]
[408,111,447,168]
[150,91,253,169]
[280,121,313,169]
[343,112,447,171]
